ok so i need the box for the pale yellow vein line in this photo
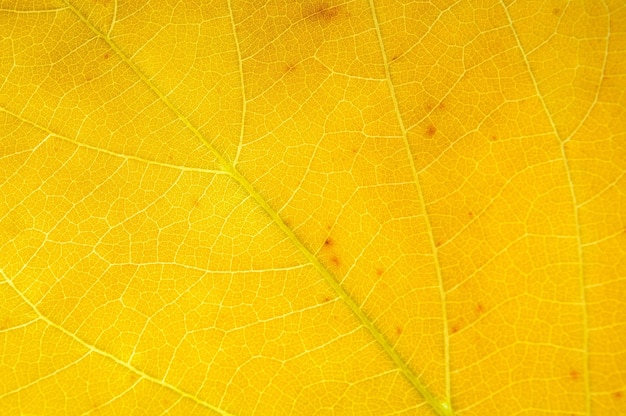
[226,0,248,166]
[0,6,68,13]
[367,1,453,415]
[0,106,227,175]
[62,2,451,415]
[81,375,143,415]
[499,2,591,414]
[0,268,235,416]
[108,0,118,37]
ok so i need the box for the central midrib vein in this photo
[65,2,451,415]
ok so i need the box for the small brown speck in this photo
[569,369,581,381]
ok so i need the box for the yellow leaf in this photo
[1,0,625,415]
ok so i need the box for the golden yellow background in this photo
[1,0,624,414]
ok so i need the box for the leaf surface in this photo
[1,0,625,415]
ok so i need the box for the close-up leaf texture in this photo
[1,0,625,415]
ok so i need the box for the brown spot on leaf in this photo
[553,8,561,16]
[468,211,474,217]
[426,124,437,137]
[475,303,485,315]
[282,62,297,75]
[395,326,403,335]
[376,268,384,277]
[569,369,581,381]
[451,324,460,334]
[103,53,110,60]
[614,391,623,399]
[324,237,334,247]
[304,2,344,25]
[322,296,331,303]
[330,255,341,267]
[425,100,446,112]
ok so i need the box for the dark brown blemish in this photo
[552,8,561,16]
[282,62,297,75]
[324,237,334,247]
[475,303,485,315]
[395,326,403,335]
[490,135,498,141]
[305,2,343,25]
[103,53,110,60]
[424,100,446,113]
[426,124,437,137]
[330,255,341,267]
[0,317,9,331]
[375,267,384,277]
[569,369,581,381]
[468,211,474,218]
[322,296,331,303]
[451,324,460,334]
[614,391,623,399]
